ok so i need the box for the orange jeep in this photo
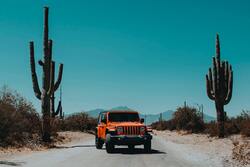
[95,110,152,153]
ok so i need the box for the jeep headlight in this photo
[116,127,123,135]
[140,126,145,134]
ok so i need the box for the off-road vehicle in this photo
[95,110,152,153]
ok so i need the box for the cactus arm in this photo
[224,62,229,92]
[206,74,215,100]
[212,57,218,97]
[54,64,63,91]
[30,42,41,100]
[209,68,213,91]
[44,7,49,57]
[220,61,226,99]
[216,34,220,60]
[48,61,55,95]
[224,66,233,105]
[52,100,61,117]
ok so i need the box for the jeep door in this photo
[98,113,107,139]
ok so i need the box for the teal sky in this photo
[0,0,250,117]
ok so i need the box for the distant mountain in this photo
[85,106,175,125]
[84,106,215,125]
[86,108,105,118]
[140,110,175,125]
[203,114,216,122]
[110,106,133,111]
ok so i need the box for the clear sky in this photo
[0,0,250,117]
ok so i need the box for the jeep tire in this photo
[95,135,103,149]
[105,134,114,153]
[144,140,151,152]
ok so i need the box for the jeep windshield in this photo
[108,112,139,122]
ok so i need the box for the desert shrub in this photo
[204,111,250,137]
[0,86,41,147]
[204,121,218,137]
[59,112,97,132]
[151,120,176,131]
[240,120,250,137]
[151,106,205,133]
[152,107,249,137]
[172,106,205,133]
[234,111,250,137]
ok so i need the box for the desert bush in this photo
[204,121,218,136]
[233,110,250,137]
[58,112,97,132]
[151,106,205,133]
[172,106,205,133]
[151,120,176,131]
[204,110,250,137]
[0,86,41,147]
[152,105,249,137]
[240,120,250,137]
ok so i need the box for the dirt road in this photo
[0,135,221,167]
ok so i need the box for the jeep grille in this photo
[122,126,140,135]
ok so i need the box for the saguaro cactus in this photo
[206,34,233,138]
[29,7,63,142]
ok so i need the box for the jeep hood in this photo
[107,122,144,127]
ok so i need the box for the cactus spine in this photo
[206,34,233,138]
[29,7,63,142]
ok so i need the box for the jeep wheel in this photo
[144,140,151,152]
[105,142,114,153]
[105,134,114,153]
[95,135,103,149]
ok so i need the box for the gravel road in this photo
[0,135,214,167]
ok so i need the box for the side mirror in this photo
[140,118,144,123]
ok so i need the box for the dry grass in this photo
[232,139,250,166]
[54,112,97,133]
[0,86,42,147]
[152,107,250,138]
[151,106,205,133]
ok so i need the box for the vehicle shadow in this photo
[52,144,96,149]
[108,148,166,155]
[0,161,25,166]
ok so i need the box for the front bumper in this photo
[109,134,152,145]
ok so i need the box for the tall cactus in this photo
[29,7,63,142]
[206,34,233,138]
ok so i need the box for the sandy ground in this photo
[0,131,249,167]
[154,130,250,167]
[0,131,93,160]
[0,132,215,167]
